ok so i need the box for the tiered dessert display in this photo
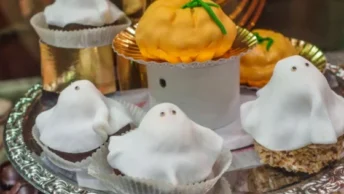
[114,0,257,150]
[4,0,344,193]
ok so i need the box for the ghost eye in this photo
[75,86,80,90]
[160,112,165,117]
[291,66,297,72]
[305,63,309,67]
[172,110,176,115]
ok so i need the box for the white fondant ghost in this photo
[36,80,132,153]
[44,0,124,27]
[241,55,344,151]
[107,103,224,185]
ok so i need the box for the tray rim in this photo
[3,85,98,194]
[4,65,344,194]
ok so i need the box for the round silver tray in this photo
[4,64,344,194]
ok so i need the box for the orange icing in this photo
[136,0,237,63]
[240,29,298,87]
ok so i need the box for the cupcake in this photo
[135,0,237,63]
[88,103,232,194]
[30,0,131,48]
[240,29,298,88]
[33,80,136,170]
[241,55,344,174]
[44,0,124,31]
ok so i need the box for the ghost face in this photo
[271,55,326,87]
[57,80,103,111]
[139,103,193,135]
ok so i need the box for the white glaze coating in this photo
[44,0,124,27]
[107,103,224,185]
[241,55,344,151]
[36,80,132,153]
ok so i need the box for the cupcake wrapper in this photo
[32,126,99,171]
[32,100,146,171]
[88,147,232,194]
[31,12,131,48]
[117,99,146,127]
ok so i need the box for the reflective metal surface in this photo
[113,26,257,68]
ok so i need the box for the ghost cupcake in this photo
[241,55,344,174]
[240,29,298,88]
[33,80,138,170]
[88,103,232,194]
[30,0,131,48]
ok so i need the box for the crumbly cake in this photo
[247,166,304,192]
[254,135,344,174]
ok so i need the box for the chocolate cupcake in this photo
[44,0,125,31]
[30,0,131,49]
[241,56,344,174]
[33,80,136,170]
[86,103,232,194]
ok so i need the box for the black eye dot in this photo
[159,78,166,88]
[291,66,297,71]
[160,112,165,117]
[305,63,309,67]
[172,110,176,115]
[75,86,80,90]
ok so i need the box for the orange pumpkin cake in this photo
[135,0,237,63]
[240,29,297,87]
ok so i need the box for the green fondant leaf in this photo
[182,0,227,34]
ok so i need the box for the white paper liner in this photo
[76,170,109,191]
[88,147,232,194]
[32,126,100,171]
[32,100,146,171]
[31,12,131,48]
[207,178,232,194]
[113,45,253,69]
[117,99,146,127]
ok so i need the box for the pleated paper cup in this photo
[32,100,146,171]
[88,147,232,194]
[31,12,131,48]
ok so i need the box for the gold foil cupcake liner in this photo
[32,100,146,171]
[88,147,232,194]
[31,12,131,48]
[112,25,257,69]
[40,42,117,94]
[290,37,327,72]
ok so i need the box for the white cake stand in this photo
[112,26,257,149]
[146,65,255,150]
